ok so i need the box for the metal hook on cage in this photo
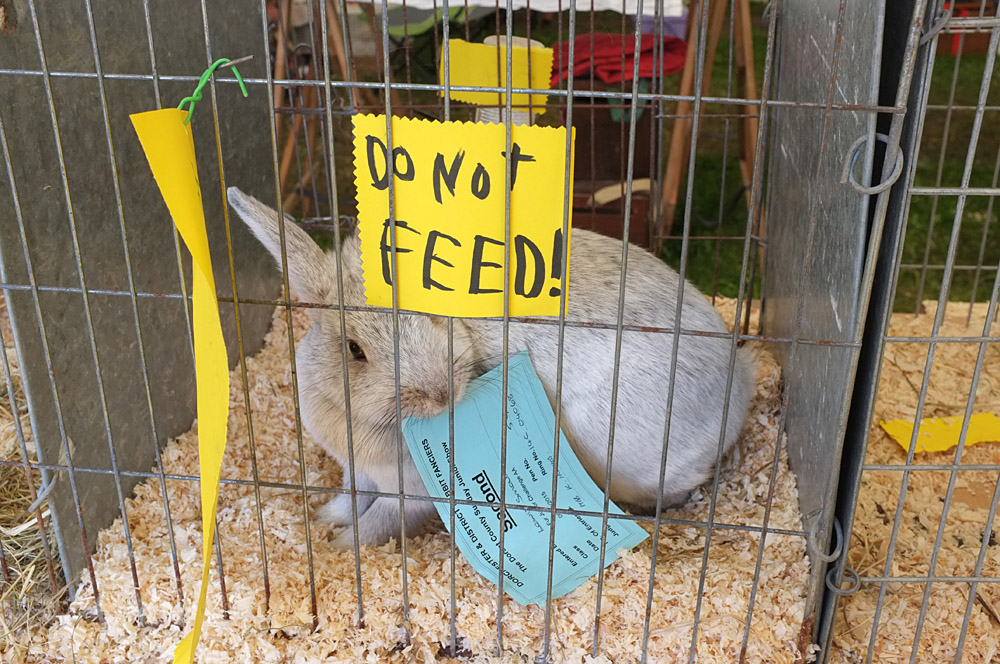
[841,132,904,196]
[291,42,314,81]
[919,7,952,46]
[26,474,57,515]
[807,516,844,564]
[825,566,860,597]
[534,650,555,664]
[762,1,776,23]
[338,214,360,234]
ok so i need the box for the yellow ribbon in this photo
[130,107,230,664]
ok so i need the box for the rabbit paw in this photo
[328,522,389,549]
[316,492,374,527]
[329,526,362,549]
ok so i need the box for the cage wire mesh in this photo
[0,0,997,662]
[822,1,1000,662]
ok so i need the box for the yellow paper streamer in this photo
[880,413,1000,454]
[439,38,554,107]
[130,108,230,664]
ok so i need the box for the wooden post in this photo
[656,0,702,254]
[734,0,765,271]
[656,0,762,256]
[323,0,358,108]
[702,0,731,100]
[274,0,291,112]
[362,2,403,113]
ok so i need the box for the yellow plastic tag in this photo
[352,114,574,317]
[130,108,230,664]
[439,38,554,108]
[880,413,1000,454]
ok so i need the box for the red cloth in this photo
[549,32,687,87]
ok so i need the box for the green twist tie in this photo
[177,57,249,126]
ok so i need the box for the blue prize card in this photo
[402,351,649,605]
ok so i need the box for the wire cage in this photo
[822,1,1000,661]
[0,0,997,662]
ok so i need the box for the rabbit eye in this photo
[347,339,366,362]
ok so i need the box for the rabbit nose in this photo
[400,386,451,418]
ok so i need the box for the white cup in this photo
[473,35,546,126]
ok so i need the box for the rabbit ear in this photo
[227,187,333,303]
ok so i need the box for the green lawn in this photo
[647,9,1000,311]
[898,36,1000,312]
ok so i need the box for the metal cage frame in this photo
[2,0,999,662]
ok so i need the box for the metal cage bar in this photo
[257,0,322,628]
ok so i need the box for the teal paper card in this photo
[402,351,649,606]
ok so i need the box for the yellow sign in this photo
[130,108,231,664]
[352,114,574,317]
[439,38,554,108]
[880,413,1000,454]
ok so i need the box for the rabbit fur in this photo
[227,187,756,548]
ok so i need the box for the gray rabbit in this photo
[227,187,755,547]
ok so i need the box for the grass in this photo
[896,36,1000,312]
[651,11,1000,311]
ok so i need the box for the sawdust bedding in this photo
[830,301,1000,664]
[14,297,814,663]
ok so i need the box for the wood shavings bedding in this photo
[831,301,1000,664]
[19,297,812,663]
